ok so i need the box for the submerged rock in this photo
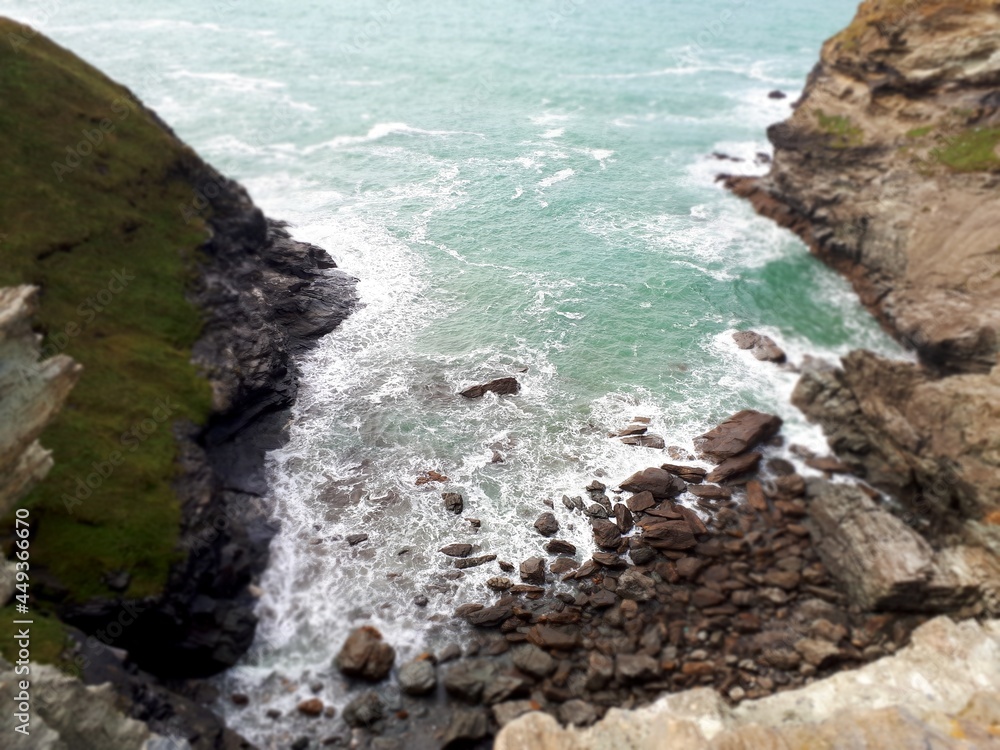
[460,377,521,399]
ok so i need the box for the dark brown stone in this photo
[544,539,577,556]
[519,557,546,584]
[454,554,498,569]
[686,484,732,500]
[460,377,521,399]
[626,491,657,512]
[466,605,514,628]
[592,519,623,549]
[614,504,634,533]
[640,519,697,550]
[440,543,474,558]
[335,627,396,682]
[706,451,762,484]
[619,468,687,499]
[534,512,560,537]
[694,410,782,461]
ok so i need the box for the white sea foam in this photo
[303,123,485,153]
[538,168,575,188]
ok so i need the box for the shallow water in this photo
[5,0,909,744]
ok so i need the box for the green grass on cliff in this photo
[0,18,213,603]
[930,127,1000,172]
[814,110,864,149]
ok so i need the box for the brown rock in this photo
[614,504,634,533]
[550,557,577,575]
[615,654,660,681]
[592,519,623,549]
[626,491,657,512]
[487,577,513,591]
[416,470,449,485]
[733,330,787,363]
[467,605,514,627]
[620,467,687,499]
[686,483,732,500]
[691,588,726,608]
[592,552,627,568]
[335,627,396,682]
[612,424,648,437]
[640,519,697,550]
[621,433,666,449]
[527,625,581,650]
[746,480,768,512]
[460,377,520,399]
[675,557,704,579]
[805,456,851,474]
[706,451,762,484]
[764,569,801,590]
[440,543,474,558]
[661,463,708,483]
[795,637,841,667]
[544,539,577,556]
[519,557,546,584]
[533,512,559,537]
[443,491,464,514]
[297,698,324,717]
[694,410,783,461]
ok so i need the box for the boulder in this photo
[342,691,385,727]
[334,627,395,682]
[454,554,497,569]
[592,519,622,549]
[512,644,555,678]
[442,709,491,746]
[443,492,464,514]
[466,605,513,627]
[558,700,599,728]
[520,557,547,584]
[616,569,655,601]
[614,504,634,533]
[621,433,666,449]
[440,543,474,558]
[584,503,610,519]
[686,483,732,500]
[733,330,787,363]
[639,518,697,550]
[487,576,513,591]
[527,624,581,650]
[534,512,559,537]
[661,463,708,484]
[694,410,782,461]
[398,658,437,695]
[460,377,520,399]
[612,424,648,437]
[444,658,500,702]
[620,467,687,499]
[626,491,656,512]
[545,539,577,555]
[706,451,762,484]
[550,557,577,575]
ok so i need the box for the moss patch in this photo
[0,18,213,603]
[0,606,73,673]
[906,126,934,139]
[814,110,864,149]
[930,127,1000,172]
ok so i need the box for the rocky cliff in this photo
[724,0,1000,560]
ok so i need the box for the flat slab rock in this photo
[460,377,521,399]
[694,409,782,461]
[619,467,686,499]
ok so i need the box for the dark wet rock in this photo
[616,569,655,601]
[520,557,547,584]
[706,451,762,484]
[442,709,491,747]
[440,543,474,558]
[621,433,666,449]
[460,377,520,399]
[691,587,727,608]
[416,470,449,485]
[746,479,768,512]
[455,603,484,618]
[614,504,634,533]
[487,576,514,591]
[592,552,628,569]
[346,533,369,546]
[686,483,732,500]
[527,624,581,650]
[466,604,513,627]
[399,657,437,695]
[639,518,697,550]
[592,519,622,549]
[511,584,545,595]
[544,539,577,556]
[675,556,704,579]
[483,675,530,705]
[586,479,607,492]
[558,699,599,728]
[616,653,659,681]
[454,554,497,569]
[584,503,610,519]
[444,658,500,703]
[343,690,385,727]
[612,424,648,437]
[569,560,599,580]
[733,330,787,363]
[589,589,618,608]
[512,644,555,678]
[443,492,465,514]
[550,557,578,575]
[620,467,687,498]
[564,495,586,511]
[661,463,708,484]
[694,410,783,461]
[335,627,395,682]
[805,456,851,474]
[439,644,462,663]
[626,491,656,512]
[499,560,515,572]
[534,512,560,537]
[768,89,787,99]
[630,545,656,565]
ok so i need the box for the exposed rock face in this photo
[335,626,396,682]
[460,377,521,399]
[725,0,1000,607]
[496,617,1000,749]
[0,286,81,517]
[694,411,782,462]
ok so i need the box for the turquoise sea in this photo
[4,0,905,745]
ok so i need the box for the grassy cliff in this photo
[0,17,214,605]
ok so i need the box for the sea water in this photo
[5,0,905,745]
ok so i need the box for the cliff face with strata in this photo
[726,0,1000,548]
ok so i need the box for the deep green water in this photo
[6,0,905,744]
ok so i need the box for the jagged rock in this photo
[694,410,782,461]
[705,451,761,484]
[626,491,656,512]
[443,492,465,514]
[342,691,385,727]
[466,605,513,627]
[534,512,559,537]
[620,468,686,499]
[460,377,520,399]
[614,504,634,533]
[621,433,666,449]
[733,330,787,363]
[440,543,474,558]
[544,539,577,556]
[520,557,547,584]
[527,624,581,650]
[639,518,697,550]
[399,657,437,695]
[591,520,622,550]
[512,644,555,678]
[444,659,500,703]
[335,627,396,682]
[616,569,655,601]
[346,533,369,546]
[454,554,498,569]
[661,463,708,484]
[442,709,490,746]
[487,576,514,591]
